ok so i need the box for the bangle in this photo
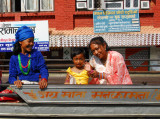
[90,70,94,73]
[41,78,47,82]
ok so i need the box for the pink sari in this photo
[89,51,132,84]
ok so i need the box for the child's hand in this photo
[89,70,99,78]
[39,78,48,89]
[84,62,91,72]
[14,80,23,88]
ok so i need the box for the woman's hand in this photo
[14,80,23,88]
[39,79,48,89]
[89,70,99,78]
[84,62,92,72]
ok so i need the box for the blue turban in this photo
[14,25,34,45]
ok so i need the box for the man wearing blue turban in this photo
[0,26,49,101]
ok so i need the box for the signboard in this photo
[11,85,160,104]
[0,20,49,52]
[93,9,140,33]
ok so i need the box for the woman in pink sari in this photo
[85,36,132,84]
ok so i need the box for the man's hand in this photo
[39,79,48,89]
[14,80,23,88]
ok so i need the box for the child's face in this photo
[73,53,85,69]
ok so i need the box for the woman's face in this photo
[73,53,85,69]
[90,43,106,59]
[19,37,34,53]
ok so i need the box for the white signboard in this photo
[0,20,49,52]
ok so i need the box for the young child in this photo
[0,25,48,101]
[64,48,89,84]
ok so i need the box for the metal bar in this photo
[0,65,160,68]
[0,59,10,61]
[127,65,160,67]
[0,59,160,62]
[0,65,9,67]
[0,84,10,87]
[0,93,18,97]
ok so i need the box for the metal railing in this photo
[0,59,160,71]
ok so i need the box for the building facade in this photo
[0,0,160,71]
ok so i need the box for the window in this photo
[76,0,99,10]
[87,0,95,10]
[76,0,150,11]
[0,0,11,12]
[141,1,150,9]
[124,0,140,9]
[76,2,87,9]
[21,0,39,12]
[22,0,54,12]
[0,0,54,12]
[40,0,54,11]
[12,0,21,12]
[101,1,123,10]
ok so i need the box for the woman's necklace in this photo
[18,54,31,75]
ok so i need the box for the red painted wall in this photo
[74,15,93,27]
[21,16,55,28]
[0,0,159,29]
[139,13,154,26]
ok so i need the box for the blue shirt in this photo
[9,49,49,84]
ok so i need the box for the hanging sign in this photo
[0,20,49,52]
[93,9,140,33]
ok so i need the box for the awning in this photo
[49,26,160,47]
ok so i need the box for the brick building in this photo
[0,0,160,71]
